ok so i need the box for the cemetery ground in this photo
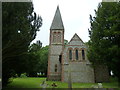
[5,77,119,88]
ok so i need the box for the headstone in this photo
[40,81,49,90]
[98,83,103,88]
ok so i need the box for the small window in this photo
[69,50,72,60]
[55,64,57,72]
[59,55,62,63]
[75,49,79,60]
[82,50,85,60]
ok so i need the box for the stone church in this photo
[47,6,109,83]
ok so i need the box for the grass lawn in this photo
[5,77,119,88]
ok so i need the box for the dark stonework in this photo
[94,65,110,82]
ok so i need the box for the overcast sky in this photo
[32,0,102,46]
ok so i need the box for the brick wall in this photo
[47,30,64,81]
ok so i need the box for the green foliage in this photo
[37,46,49,75]
[26,44,49,77]
[25,43,41,77]
[64,39,68,45]
[88,2,120,84]
[20,73,27,78]
[2,2,42,86]
[29,42,42,52]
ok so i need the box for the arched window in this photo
[82,50,85,60]
[75,49,79,60]
[69,49,72,60]
[55,64,57,72]
[57,32,61,43]
[53,32,57,43]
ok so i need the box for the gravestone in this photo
[40,81,49,90]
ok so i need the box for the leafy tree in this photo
[2,2,42,86]
[26,43,42,77]
[88,2,120,84]
[26,52,40,77]
[37,46,49,76]
[25,43,48,77]
[29,42,42,52]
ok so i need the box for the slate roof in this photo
[50,6,64,30]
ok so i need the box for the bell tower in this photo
[47,6,64,81]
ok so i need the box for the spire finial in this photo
[57,5,59,11]
[57,5,59,8]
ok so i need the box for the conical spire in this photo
[50,6,64,30]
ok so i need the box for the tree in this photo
[25,44,48,77]
[26,43,42,77]
[2,2,42,86]
[88,2,120,84]
[37,46,49,76]
[29,42,42,52]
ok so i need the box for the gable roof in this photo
[68,33,84,45]
[50,6,64,30]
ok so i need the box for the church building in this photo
[47,6,109,83]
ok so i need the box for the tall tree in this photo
[2,2,42,86]
[88,2,120,84]
[26,43,42,77]
[38,45,49,75]
[26,44,48,77]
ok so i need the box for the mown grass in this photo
[6,77,44,88]
[5,77,119,88]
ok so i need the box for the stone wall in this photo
[47,74,61,81]
[63,62,95,83]
[62,37,95,83]
[51,45,63,55]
